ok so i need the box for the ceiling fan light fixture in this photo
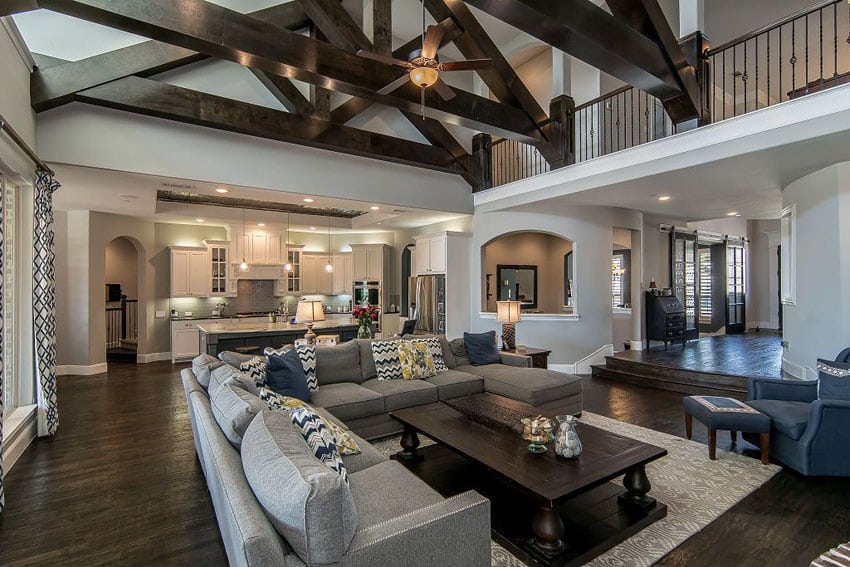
[409,67,439,88]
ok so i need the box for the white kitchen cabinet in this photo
[351,244,388,281]
[352,247,368,280]
[318,257,333,295]
[171,320,201,362]
[205,240,236,297]
[301,255,320,294]
[267,234,282,264]
[250,233,267,264]
[170,247,209,297]
[331,254,353,295]
[415,234,447,274]
[234,231,284,266]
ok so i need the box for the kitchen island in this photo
[197,319,361,356]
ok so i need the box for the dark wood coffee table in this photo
[390,393,668,567]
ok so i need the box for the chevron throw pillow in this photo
[371,339,404,380]
[259,388,360,455]
[410,337,448,373]
[239,356,267,388]
[264,344,318,391]
[290,405,348,484]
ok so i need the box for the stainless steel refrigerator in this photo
[411,274,446,334]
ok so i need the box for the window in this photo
[698,248,712,324]
[2,176,15,413]
[780,205,795,305]
[611,254,624,308]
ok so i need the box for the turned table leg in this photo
[760,432,770,465]
[618,465,657,510]
[684,412,693,439]
[395,424,423,463]
[531,502,565,555]
[708,428,717,460]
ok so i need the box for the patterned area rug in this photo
[372,412,780,567]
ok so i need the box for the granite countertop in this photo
[171,315,232,321]
[197,318,360,335]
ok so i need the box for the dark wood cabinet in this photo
[645,292,686,349]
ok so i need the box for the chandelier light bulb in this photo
[409,67,439,88]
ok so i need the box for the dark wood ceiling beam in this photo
[34,0,541,142]
[73,76,462,174]
[370,0,392,56]
[0,1,38,17]
[460,0,683,101]
[248,69,315,115]
[297,0,471,175]
[30,2,312,112]
[605,0,700,121]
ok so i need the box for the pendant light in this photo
[325,216,333,273]
[283,212,293,272]
[239,208,248,271]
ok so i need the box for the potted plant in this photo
[353,304,379,339]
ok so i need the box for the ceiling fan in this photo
[356,1,493,116]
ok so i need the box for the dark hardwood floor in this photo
[0,361,847,566]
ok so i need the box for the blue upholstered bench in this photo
[683,395,771,464]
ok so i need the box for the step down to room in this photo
[591,355,749,399]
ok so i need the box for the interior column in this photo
[630,229,644,350]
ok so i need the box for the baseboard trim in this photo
[56,363,108,376]
[782,357,814,379]
[629,339,645,351]
[2,406,37,472]
[137,352,171,363]
[556,344,615,375]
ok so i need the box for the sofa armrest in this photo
[500,352,532,368]
[748,377,817,402]
[801,399,850,444]
[341,491,491,567]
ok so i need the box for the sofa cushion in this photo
[362,378,439,411]
[209,380,266,450]
[357,339,378,380]
[241,411,356,565]
[289,406,349,483]
[426,370,485,400]
[259,387,360,455]
[310,382,385,421]
[316,340,362,385]
[240,356,267,389]
[218,350,255,367]
[458,364,582,406]
[341,430,388,474]
[348,460,443,527]
[265,349,311,402]
[371,339,404,380]
[747,399,811,441]
[209,364,259,397]
[192,354,224,390]
[817,359,850,401]
[464,331,500,366]
[398,341,437,380]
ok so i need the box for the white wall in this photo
[0,21,35,180]
[781,162,850,376]
[747,219,780,330]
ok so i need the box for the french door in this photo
[671,231,699,341]
[726,240,746,334]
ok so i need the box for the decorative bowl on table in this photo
[520,415,554,453]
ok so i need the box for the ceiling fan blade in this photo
[439,59,494,72]
[432,78,456,101]
[356,50,413,68]
[421,25,445,60]
[377,74,412,95]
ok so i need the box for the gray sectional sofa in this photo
[182,336,583,566]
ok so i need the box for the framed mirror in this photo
[497,264,538,309]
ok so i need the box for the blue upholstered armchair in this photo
[745,348,850,476]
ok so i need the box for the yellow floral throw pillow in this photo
[259,387,361,455]
[397,340,437,380]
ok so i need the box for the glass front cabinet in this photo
[205,240,236,297]
[274,245,304,296]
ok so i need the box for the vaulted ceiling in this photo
[5,0,701,189]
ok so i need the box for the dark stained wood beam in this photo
[299,0,471,174]
[248,69,315,115]
[30,2,312,112]
[0,1,37,17]
[460,0,684,102]
[309,25,332,119]
[74,76,462,174]
[34,0,541,142]
[605,0,700,122]
[370,0,392,56]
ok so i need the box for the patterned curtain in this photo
[33,170,60,437]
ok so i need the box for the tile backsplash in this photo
[232,280,279,313]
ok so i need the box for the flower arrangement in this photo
[353,304,379,326]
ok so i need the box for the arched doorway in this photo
[105,236,140,362]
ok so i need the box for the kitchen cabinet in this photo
[351,244,389,281]
[236,231,283,266]
[274,246,304,296]
[171,320,201,362]
[205,240,236,297]
[331,254,353,294]
[301,255,319,294]
[302,254,338,294]
[170,247,209,297]
[415,234,447,274]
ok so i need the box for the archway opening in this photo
[105,236,140,362]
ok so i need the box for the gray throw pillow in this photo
[242,411,356,565]
[209,380,266,450]
[315,340,362,385]
[192,354,224,390]
[218,350,255,367]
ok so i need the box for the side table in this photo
[506,347,551,369]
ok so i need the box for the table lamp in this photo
[295,300,326,344]
[496,300,522,351]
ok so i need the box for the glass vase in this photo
[357,322,372,339]
[554,415,582,459]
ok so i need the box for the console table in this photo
[506,347,551,369]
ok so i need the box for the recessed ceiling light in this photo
[196,218,205,223]
[657,195,671,201]
[303,198,314,203]
[370,206,380,211]
[309,226,316,230]
[257,222,266,227]
[376,222,382,225]
[215,187,229,194]
[726,211,738,216]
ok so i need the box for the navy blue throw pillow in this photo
[464,331,501,366]
[817,358,850,401]
[266,348,311,402]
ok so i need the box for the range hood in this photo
[234,264,283,280]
